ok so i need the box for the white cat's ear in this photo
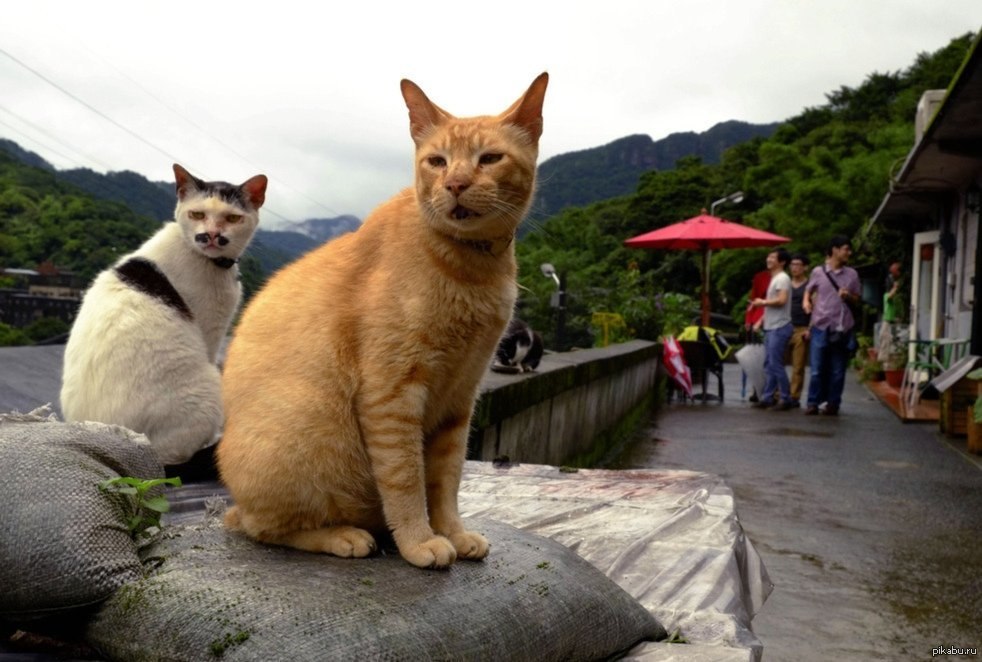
[401,79,452,144]
[240,175,268,210]
[173,164,203,201]
[501,72,548,144]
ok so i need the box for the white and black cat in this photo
[493,318,544,373]
[60,164,267,465]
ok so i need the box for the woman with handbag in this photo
[802,235,861,416]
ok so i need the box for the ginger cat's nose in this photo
[445,178,470,196]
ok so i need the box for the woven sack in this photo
[87,514,665,660]
[0,409,164,621]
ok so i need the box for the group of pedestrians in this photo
[745,235,861,415]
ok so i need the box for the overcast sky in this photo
[1,2,980,227]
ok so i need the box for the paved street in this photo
[605,366,982,661]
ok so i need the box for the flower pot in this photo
[884,369,904,389]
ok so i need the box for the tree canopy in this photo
[516,33,975,349]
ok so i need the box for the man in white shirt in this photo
[750,249,794,410]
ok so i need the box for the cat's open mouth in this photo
[451,205,479,220]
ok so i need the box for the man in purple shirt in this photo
[802,235,861,416]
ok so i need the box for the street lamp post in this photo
[540,263,566,350]
[710,190,744,217]
[701,191,745,326]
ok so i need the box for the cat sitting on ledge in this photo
[218,73,549,569]
[60,165,266,466]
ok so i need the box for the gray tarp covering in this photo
[456,463,772,661]
[165,462,771,661]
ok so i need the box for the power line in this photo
[0,48,293,223]
[0,105,112,170]
[0,47,195,171]
[83,50,341,218]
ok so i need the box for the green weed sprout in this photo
[99,476,182,539]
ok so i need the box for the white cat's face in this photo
[176,193,260,261]
[172,165,267,262]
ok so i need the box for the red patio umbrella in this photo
[624,210,790,327]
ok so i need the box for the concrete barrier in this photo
[469,340,661,467]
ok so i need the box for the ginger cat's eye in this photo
[189,211,206,220]
[479,153,503,165]
[226,214,243,223]
[427,156,447,168]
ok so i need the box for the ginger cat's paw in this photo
[323,526,377,558]
[401,535,457,569]
[449,531,489,561]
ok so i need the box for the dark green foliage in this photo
[0,150,161,281]
[59,168,176,220]
[517,34,974,346]
[23,316,69,342]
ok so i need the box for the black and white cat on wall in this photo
[60,164,267,465]
[493,318,544,373]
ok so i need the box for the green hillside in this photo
[516,33,976,349]
[0,149,161,280]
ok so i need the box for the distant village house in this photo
[0,262,84,328]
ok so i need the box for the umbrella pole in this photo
[701,248,711,327]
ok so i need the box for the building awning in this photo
[867,33,982,230]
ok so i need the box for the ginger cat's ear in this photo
[173,164,204,201]
[500,72,548,144]
[240,174,268,209]
[401,79,453,144]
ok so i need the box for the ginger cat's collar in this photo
[448,234,515,257]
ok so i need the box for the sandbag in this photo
[87,513,665,661]
[0,408,164,621]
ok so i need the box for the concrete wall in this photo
[468,340,660,467]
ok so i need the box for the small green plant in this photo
[99,476,182,539]
[967,368,982,424]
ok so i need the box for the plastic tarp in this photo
[167,462,772,662]
[735,344,766,399]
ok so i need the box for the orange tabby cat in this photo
[217,73,548,569]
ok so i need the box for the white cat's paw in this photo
[449,531,489,561]
[401,535,457,569]
[325,526,377,558]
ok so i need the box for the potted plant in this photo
[860,358,884,382]
[882,327,908,388]
[966,368,982,454]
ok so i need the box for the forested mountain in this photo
[282,216,361,243]
[532,121,780,219]
[0,142,359,287]
[516,32,977,349]
[0,149,161,281]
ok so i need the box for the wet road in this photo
[603,368,982,661]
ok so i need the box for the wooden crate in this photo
[940,377,976,436]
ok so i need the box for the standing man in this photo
[788,253,811,407]
[750,249,795,410]
[803,235,861,416]
[877,260,902,362]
